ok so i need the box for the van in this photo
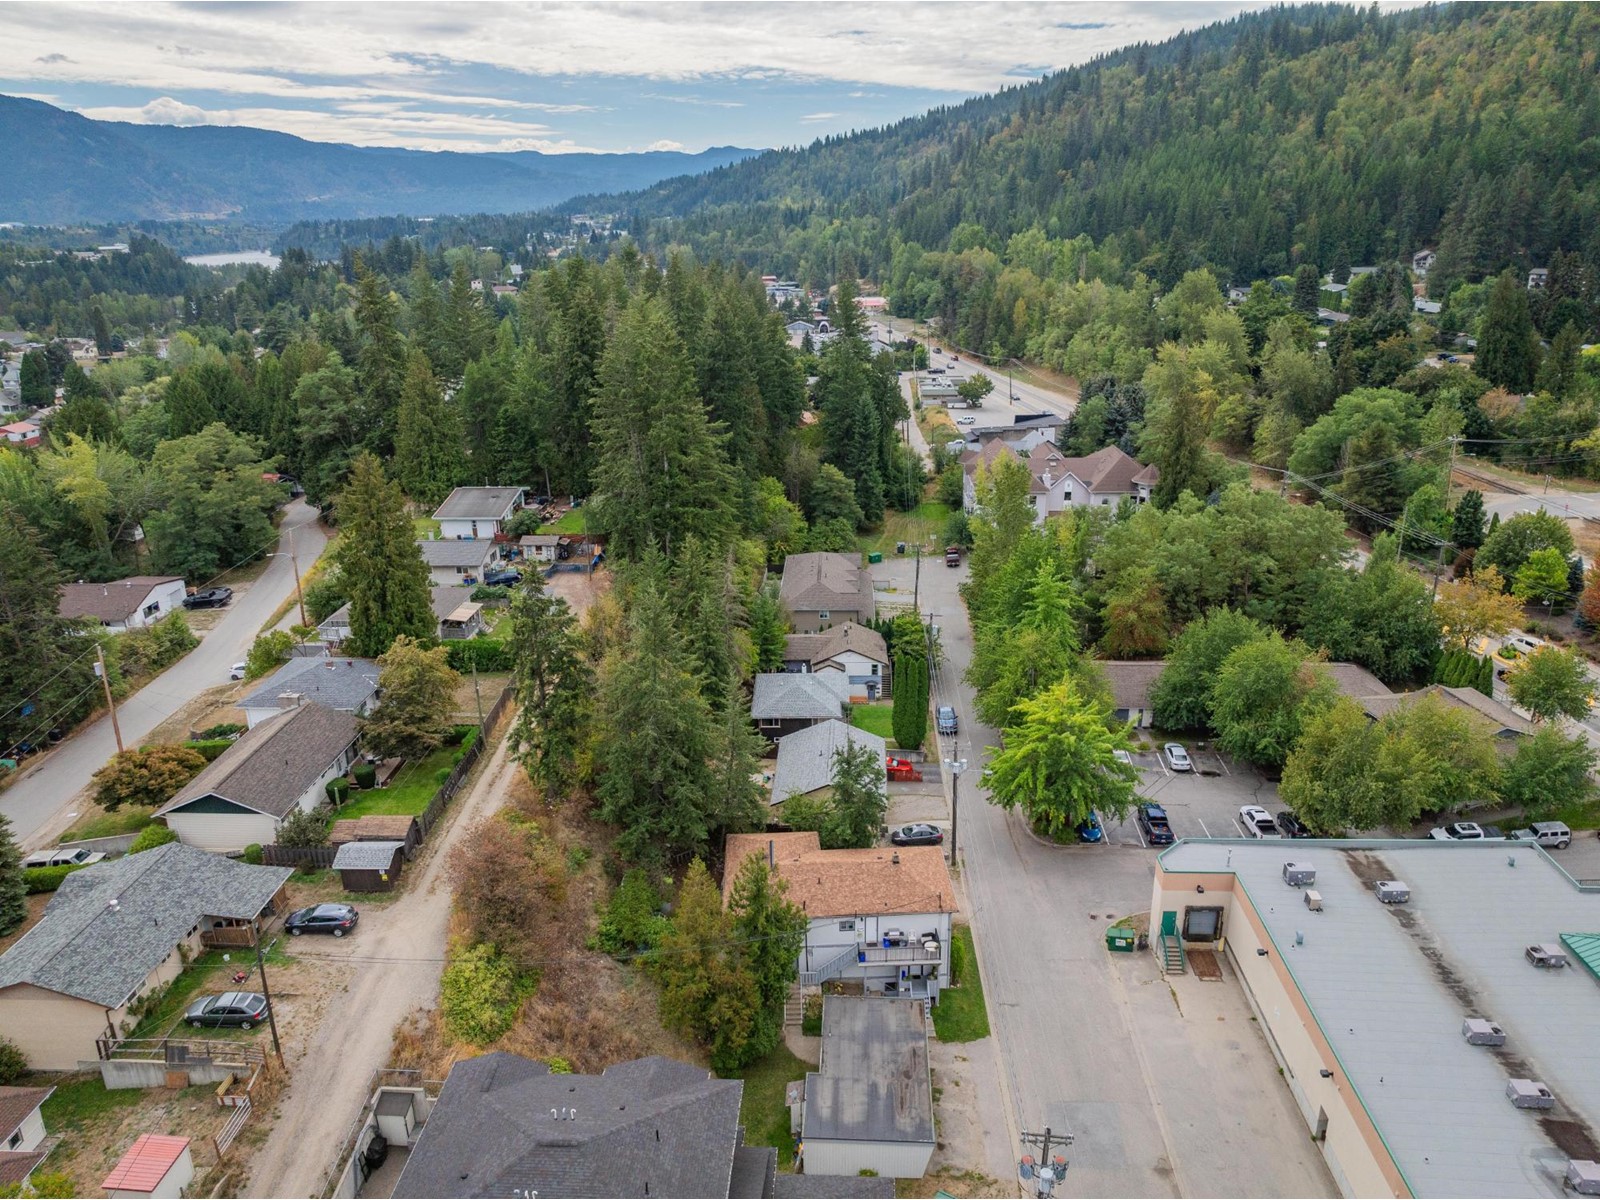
[1510,822,1572,849]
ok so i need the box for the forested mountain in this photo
[0,95,755,224]
[602,3,1600,309]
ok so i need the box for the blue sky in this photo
[2,2,1304,154]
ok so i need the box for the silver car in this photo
[1164,743,1192,772]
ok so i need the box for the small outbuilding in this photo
[102,1134,194,1200]
[332,840,406,893]
[330,814,421,858]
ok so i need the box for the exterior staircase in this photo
[784,992,807,1028]
[1159,933,1187,975]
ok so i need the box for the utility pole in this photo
[943,756,966,869]
[913,543,921,613]
[254,933,285,1068]
[471,659,486,736]
[1432,540,1448,602]
[95,645,123,755]
[288,528,308,628]
[1018,1127,1074,1197]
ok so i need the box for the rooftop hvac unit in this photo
[1526,944,1569,969]
[1568,1161,1600,1196]
[1506,1079,1555,1110]
[1304,890,1323,912]
[1282,863,1316,887]
[1462,1018,1506,1046]
[1374,880,1410,904]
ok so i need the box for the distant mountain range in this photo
[0,95,758,224]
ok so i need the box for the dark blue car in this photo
[1076,813,1104,843]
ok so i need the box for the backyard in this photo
[538,508,587,535]
[931,925,990,1043]
[726,1043,814,1170]
[851,702,895,743]
[333,728,479,821]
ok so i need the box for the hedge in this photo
[326,777,350,803]
[129,824,178,854]
[445,639,513,673]
[24,863,88,893]
[352,762,377,789]
[185,739,235,762]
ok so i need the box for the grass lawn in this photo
[61,805,155,842]
[860,501,954,557]
[932,924,991,1043]
[725,1043,815,1170]
[334,730,479,820]
[128,951,227,1039]
[538,508,587,535]
[1547,798,1600,831]
[413,517,441,539]
[851,702,895,742]
[39,1076,143,1132]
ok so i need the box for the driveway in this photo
[4,500,329,847]
[873,555,1335,1197]
[242,730,519,1198]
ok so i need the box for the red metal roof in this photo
[102,1135,190,1193]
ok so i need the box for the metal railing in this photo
[798,944,861,987]
[858,943,943,966]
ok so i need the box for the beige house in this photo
[778,552,875,634]
[0,845,290,1068]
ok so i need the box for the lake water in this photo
[184,250,281,269]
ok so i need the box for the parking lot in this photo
[1098,741,1285,848]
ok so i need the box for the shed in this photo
[329,814,421,858]
[332,840,405,893]
[103,1134,194,1200]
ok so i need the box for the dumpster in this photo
[867,551,883,563]
[1105,926,1136,953]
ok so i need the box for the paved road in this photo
[2,500,329,847]
[874,318,1078,420]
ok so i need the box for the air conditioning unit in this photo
[1526,944,1568,969]
[1567,1160,1600,1196]
[1282,863,1316,887]
[1506,1079,1554,1110]
[1374,880,1409,904]
[1304,890,1323,912]
[1462,1018,1505,1046]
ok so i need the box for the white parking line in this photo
[1197,818,1211,838]
[1232,818,1250,837]
[1216,754,1232,776]
[1155,755,1171,777]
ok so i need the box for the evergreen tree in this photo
[1535,322,1582,399]
[90,304,112,359]
[1451,489,1486,549]
[1477,270,1540,392]
[507,570,593,801]
[393,351,466,508]
[164,372,216,438]
[407,259,449,375]
[18,349,50,409]
[727,851,807,1062]
[444,262,494,374]
[654,859,764,1072]
[748,592,788,672]
[1140,346,1220,507]
[0,815,24,937]
[892,647,928,750]
[333,452,434,657]
[351,258,407,453]
[1292,263,1321,318]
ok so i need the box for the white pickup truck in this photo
[1428,821,1505,842]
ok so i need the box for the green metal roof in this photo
[1559,933,1600,980]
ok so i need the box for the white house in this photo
[783,621,890,702]
[723,833,956,999]
[517,533,562,564]
[58,576,187,632]
[1412,248,1436,277]
[103,1135,194,1200]
[431,486,525,540]
[0,1086,55,1190]
[154,703,359,851]
[1027,443,1158,515]
[418,537,499,587]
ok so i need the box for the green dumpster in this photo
[1105,926,1136,953]
[867,551,883,563]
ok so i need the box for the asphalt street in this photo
[2,499,329,847]
[874,317,1078,420]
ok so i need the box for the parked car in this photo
[1507,821,1573,849]
[229,661,248,680]
[1428,821,1502,841]
[1164,743,1192,772]
[482,566,521,587]
[890,823,944,847]
[285,903,360,937]
[1076,813,1104,843]
[1276,811,1311,838]
[22,846,105,869]
[1112,749,1134,767]
[1138,803,1174,845]
[956,415,976,425]
[1239,805,1280,838]
[936,706,958,736]
[185,991,269,1029]
[183,586,233,609]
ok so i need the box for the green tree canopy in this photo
[1507,645,1595,723]
[1208,635,1337,767]
[333,451,435,658]
[1150,608,1269,730]
[360,636,462,760]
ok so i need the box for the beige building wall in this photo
[0,984,122,1070]
[162,810,278,853]
[1150,870,1412,1200]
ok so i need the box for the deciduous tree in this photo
[1209,635,1336,767]
[1150,609,1269,729]
[1435,565,1523,649]
[1507,645,1595,723]
[1500,725,1596,817]
[91,744,208,811]
[360,636,462,760]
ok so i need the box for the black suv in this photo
[285,903,359,937]
[1276,811,1311,838]
[482,566,521,587]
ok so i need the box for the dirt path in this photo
[241,729,520,1198]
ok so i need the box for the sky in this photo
[0,1,1293,155]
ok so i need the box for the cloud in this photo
[642,93,745,108]
[127,95,210,125]
[34,53,72,65]
[800,112,842,123]
[646,139,686,152]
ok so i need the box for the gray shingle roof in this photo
[431,487,523,520]
[773,1175,895,1199]
[750,673,850,722]
[240,657,380,714]
[777,552,873,617]
[392,1052,742,1199]
[417,539,497,567]
[804,997,934,1146]
[332,840,404,871]
[0,844,290,1008]
[771,720,886,806]
[156,702,358,819]
[783,622,888,669]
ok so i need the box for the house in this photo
[330,813,421,858]
[1098,659,1391,728]
[960,438,1021,513]
[518,533,562,563]
[782,621,889,701]
[0,1087,55,1191]
[855,296,887,312]
[1413,296,1443,315]
[1026,443,1158,517]
[777,552,875,634]
[418,537,499,587]
[239,657,380,728]
[750,672,851,743]
[1412,248,1436,277]
[430,588,485,641]
[1316,307,1352,325]
[103,1135,194,1200]
[968,411,1066,454]
[0,845,290,1068]
[58,576,186,632]
[1359,684,1533,746]
[431,486,525,540]
[332,840,405,893]
[770,719,886,808]
[154,703,359,851]
[1528,268,1549,290]
[723,832,955,998]
[798,997,935,1180]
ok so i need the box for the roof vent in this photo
[1462,1018,1505,1046]
[1282,863,1315,887]
[1506,1079,1555,1110]
[1526,944,1568,969]
[1374,880,1409,904]
[1567,1161,1600,1196]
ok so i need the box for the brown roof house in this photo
[59,576,187,632]
[782,621,889,701]
[1359,685,1534,746]
[330,814,421,857]
[154,702,359,852]
[1096,658,1392,728]
[0,1086,55,1191]
[1028,444,1158,518]
[778,552,875,634]
[724,832,956,1000]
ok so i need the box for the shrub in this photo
[470,584,510,603]
[276,807,330,848]
[440,942,526,1045]
[129,824,178,854]
[445,638,513,673]
[546,1056,573,1075]
[23,864,87,893]
[352,762,377,789]
[195,723,244,740]
[0,1036,26,1084]
[593,869,668,957]
[303,568,350,625]
[111,613,199,679]
[242,843,263,865]
[443,725,472,747]
[326,778,350,804]
[184,739,234,762]
[802,993,823,1037]
[435,767,452,784]
[92,744,208,810]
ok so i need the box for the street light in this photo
[943,756,967,867]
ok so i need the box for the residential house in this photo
[0,1087,56,1192]
[1413,296,1443,315]
[58,576,186,632]
[418,537,498,586]
[103,1135,194,1200]
[1528,268,1549,290]
[960,439,1021,513]
[777,552,874,634]
[966,412,1066,454]
[1316,307,1353,325]
[430,588,485,640]
[770,720,886,808]
[782,621,889,701]
[798,997,935,1180]
[0,360,22,413]
[855,296,887,313]
[1023,443,1158,521]
[1099,659,1391,728]
[154,703,359,851]
[0,844,290,1068]
[431,486,525,540]
[723,832,956,998]
[750,672,851,743]
[517,533,562,564]
[332,840,405,893]
[1412,248,1436,277]
[239,657,380,729]
[388,1050,887,1199]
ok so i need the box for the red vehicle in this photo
[885,757,924,782]
[945,545,962,567]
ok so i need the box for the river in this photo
[184,250,281,268]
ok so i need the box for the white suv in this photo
[1239,805,1280,838]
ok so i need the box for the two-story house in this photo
[1028,443,1158,513]
[777,552,875,634]
[431,486,525,540]
[723,832,957,1001]
[782,621,890,701]
[750,672,851,744]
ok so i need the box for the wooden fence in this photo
[261,844,337,869]
[214,1095,251,1159]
